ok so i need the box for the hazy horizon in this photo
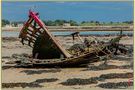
[2,1,133,22]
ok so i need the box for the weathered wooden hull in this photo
[19,45,108,67]
[18,10,113,67]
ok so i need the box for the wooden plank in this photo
[19,18,34,38]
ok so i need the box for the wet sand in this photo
[2,36,133,90]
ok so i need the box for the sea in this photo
[2,30,133,37]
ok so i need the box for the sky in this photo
[2,1,133,22]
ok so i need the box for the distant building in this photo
[5,24,12,27]
[63,23,71,26]
[17,23,24,27]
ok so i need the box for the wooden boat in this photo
[18,10,124,67]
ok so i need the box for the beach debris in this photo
[60,78,98,85]
[84,64,132,71]
[2,66,14,70]
[68,44,86,55]
[60,72,133,86]
[2,78,58,88]
[20,69,61,75]
[98,82,133,89]
[99,72,133,79]
[2,53,31,65]
[32,78,58,84]
[2,82,43,88]
[12,53,30,59]
[2,56,11,59]
[2,37,19,42]
[112,55,133,61]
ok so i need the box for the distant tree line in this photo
[43,20,78,26]
[2,19,25,27]
[2,19,133,27]
[2,19,10,27]
[80,20,133,26]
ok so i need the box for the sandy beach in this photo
[2,1,134,89]
[2,35,133,90]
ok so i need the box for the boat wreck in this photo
[18,10,129,67]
